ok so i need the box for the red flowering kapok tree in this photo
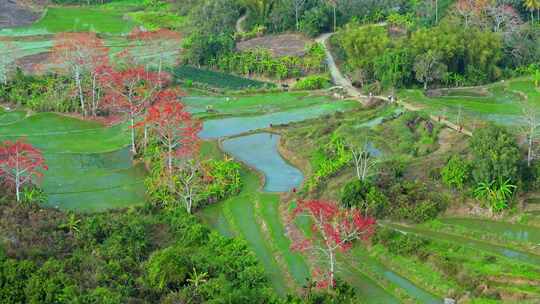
[0,140,48,202]
[140,89,201,176]
[128,28,182,85]
[99,65,165,154]
[138,89,202,213]
[290,200,376,289]
[50,33,109,116]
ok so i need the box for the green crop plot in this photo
[0,7,135,36]
[173,66,274,90]
[184,92,353,119]
[398,78,540,126]
[0,112,145,212]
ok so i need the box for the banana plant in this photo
[474,178,516,215]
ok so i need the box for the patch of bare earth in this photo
[236,33,313,57]
[16,51,50,74]
[0,0,42,29]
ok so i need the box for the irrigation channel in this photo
[388,223,540,266]
[195,101,441,302]
[440,218,540,245]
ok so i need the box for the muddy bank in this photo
[0,0,42,29]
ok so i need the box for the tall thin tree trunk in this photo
[15,174,20,202]
[435,0,438,23]
[91,73,97,116]
[295,6,299,31]
[329,250,335,288]
[333,6,337,32]
[130,116,137,154]
[75,67,86,116]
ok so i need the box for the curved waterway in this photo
[221,133,303,192]
[197,102,436,301]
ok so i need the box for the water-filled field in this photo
[398,78,540,127]
[0,7,135,36]
[0,112,144,212]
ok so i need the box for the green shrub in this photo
[386,180,447,223]
[469,123,520,184]
[144,245,190,292]
[441,155,470,189]
[340,179,388,217]
[200,159,243,205]
[372,227,430,257]
[294,75,330,90]
[306,134,352,190]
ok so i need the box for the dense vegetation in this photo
[2,0,540,303]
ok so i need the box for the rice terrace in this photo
[1,0,540,303]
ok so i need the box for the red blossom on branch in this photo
[137,89,201,177]
[0,139,48,202]
[98,65,165,154]
[49,32,110,116]
[290,199,376,289]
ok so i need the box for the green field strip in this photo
[199,168,290,295]
[228,192,289,296]
[389,223,540,267]
[173,65,272,90]
[398,78,540,126]
[256,193,311,287]
[0,7,136,36]
[44,183,146,212]
[368,244,460,298]
[338,257,400,303]
[0,111,27,125]
[349,247,442,303]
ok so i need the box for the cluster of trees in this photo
[207,44,326,80]
[441,124,521,214]
[335,1,540,90]
[240,0,408,36]
[0,202,278,303]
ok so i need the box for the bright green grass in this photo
[184,92,354,119]
[201,168,290,295]
[0,112,144,212]
[0,111,26,125]
[256,193,311,286]
[199,157,311,295]
[0,113,129,153]
[398,78,540,126]
[0,7,135,36]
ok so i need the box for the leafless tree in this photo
[349,141,377,181]
[292,0,306,30]
[174,157,202,214]
[0,42,18,85]
[520,102,540,167]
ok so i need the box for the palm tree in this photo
[187,267,208,289]
[524,0,540,23]
[327,0,338,32]
[59,213,81,234]
[242,0,276,25]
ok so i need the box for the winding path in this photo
[236,12,248,34]
[316,30,472,136]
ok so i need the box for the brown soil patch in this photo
[0,0,42,29]
[236,33,313,57]
[15,51,50,74]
